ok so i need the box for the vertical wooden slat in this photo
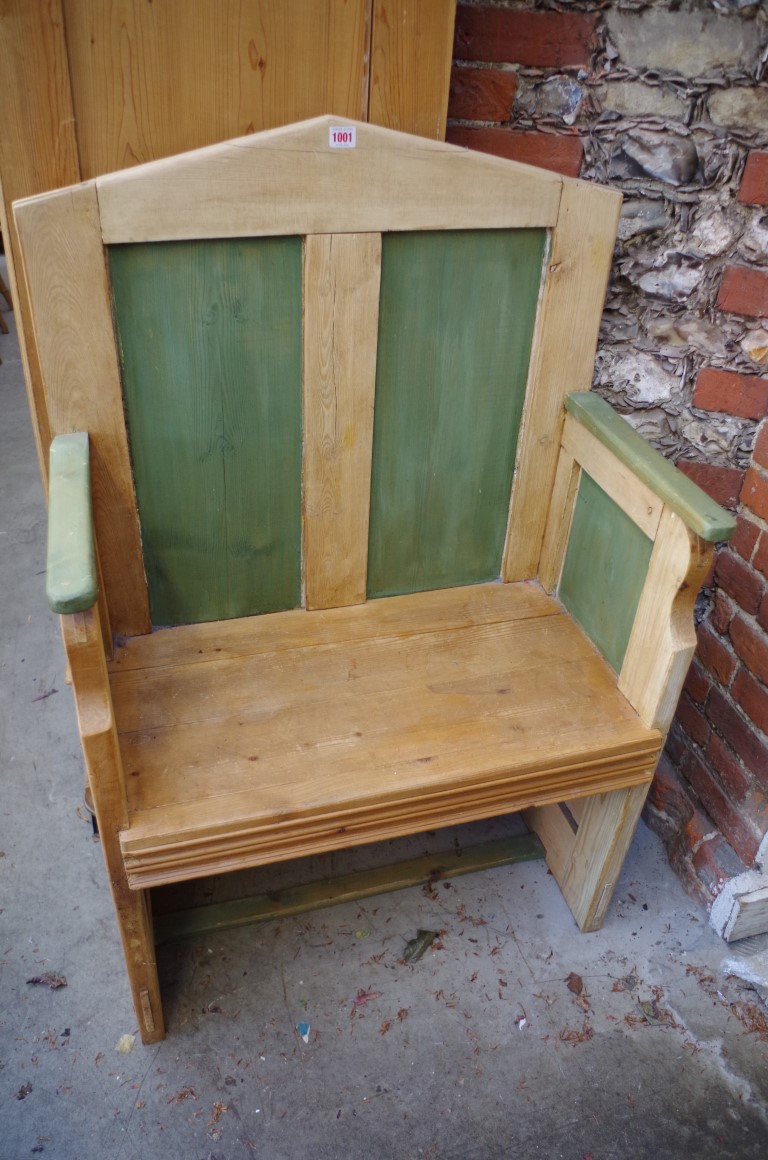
[0,0,81,481]
[369,0,457,140]
[13,184,150,638]
[303,233,382,610]
[61,0,372,179]
[502,179,622,582]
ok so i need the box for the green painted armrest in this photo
[47,433,98,614]
[565,393,737,543]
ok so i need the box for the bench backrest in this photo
[15,116,621,638]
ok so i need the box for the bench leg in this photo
[82,727,165,1043]
[523,782,650,932]
[109,880,165,1044]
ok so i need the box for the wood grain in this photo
[13,182,150,638]
[303,233,381,610]
[619,508,713,734]
[109,581,559,673]
[109,237,303,626]
[0,0,81,479]
[367,228,546,597]
[565,392,736,542]
[60,607,163,1042]
[503,179,622,582]
[92,116,563,243]
[369,0,456,139]
[61,0,372,178]
[108,582,659,887]
[561,413,663,540]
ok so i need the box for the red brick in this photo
[731,517,761,564]
[712,589,734,635]
[692,832,748,896]
[729,615,768,686]
[739,152,768,207]
[732,667,768,737]
[754,420,768,470]
[676,460,743,511]
[647,753,695,830]
[445,125,583,176]
[696,622,737,686]
[714,550,763,614]
[683,745,761,864]
[759,594,768,634]
[667,839,715,908]
[708,685,768,779]
[741,466,768,521]
[665,722,688,768]
[693,368,768,421]
[684,659,711,705]
[676,689,712,749]
[754,533,768,580]
[448,66,517,121]
[706,730,752,803]
[717,266,768,319]
[454,7,599,68]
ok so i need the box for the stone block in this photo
[753,421,768,471]
[710,89,768,129]
[599,81,687,120]
[606,9,758,77]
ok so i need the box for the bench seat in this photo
[112,582,661,887]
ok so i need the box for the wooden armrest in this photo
[47,433,98,614]
[565,392,736,543]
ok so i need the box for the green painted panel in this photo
[559,471,653,672]
[109,238,302,626]
[566,392,737,542]
[367,228,547,599]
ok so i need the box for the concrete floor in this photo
[2,289,768,1160]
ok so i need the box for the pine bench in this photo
[14,116,735,1042]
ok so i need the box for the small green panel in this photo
[367,228,547,598]
[109,238,302,626]
[559,472,653,672]
[47,433,98,614]
[566,392,737,542]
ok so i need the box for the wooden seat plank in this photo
[113,583,661,887]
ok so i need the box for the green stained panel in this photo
[367,228,547,599]
[109,237,302,626]
[559,472,653,672]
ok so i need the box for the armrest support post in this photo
[47,432,98,614]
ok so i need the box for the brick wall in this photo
[449,0,768,908]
